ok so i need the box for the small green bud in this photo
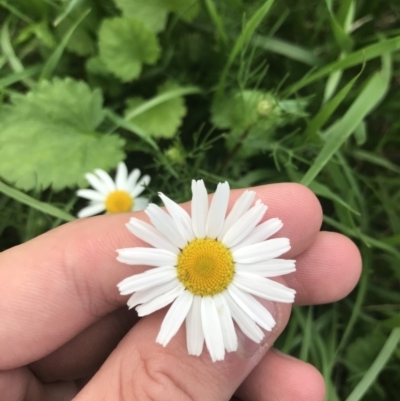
[165,146,185,165]
[257,99,274,116]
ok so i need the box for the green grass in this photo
[1,0,400,399]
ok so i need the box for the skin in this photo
[0,183,362,401]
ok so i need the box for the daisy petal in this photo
[191,180,208,239]
[228,284,276,331]
[156,290,193,346]
[159,192,195,242]
[218,190,255,241]
[201,297,225,362]
[213,293,238,352]
[76,189,105,202]
[222,201,267,248]
[85,173,109,194]
[77,203,105,218]
[146,204,187,249]
[133,197,149,211]
[223,291,264,343]
[206,182,230,239]
[136,283,185,316]
[116,247,177,266]
[233,238,291,264]
[127,278,180,309]
[131,175,151,197]
[186,296,204,356]
[117,266,177,295]
[94,169,116,192]
[235,272,296,303]
[231,218,283,251]
[235,259,296,277]
[115,162,128,189]
[127,169,141,191]
[126,218,179,254]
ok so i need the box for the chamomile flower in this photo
[117,180,296,362]
[77,162,150,218]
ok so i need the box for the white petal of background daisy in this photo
[76,162,150,218]
[117,180,296,362]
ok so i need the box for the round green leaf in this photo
[99,16,161,82]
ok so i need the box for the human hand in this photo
[0,183,361,401]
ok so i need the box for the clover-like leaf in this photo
[125,81,187,138]
[113,0,168,32]
[0,78,125,191]
[98,16,161,82]
[113,0,199,32]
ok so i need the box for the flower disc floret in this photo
[105,190,133,213]
[177,238,234,296]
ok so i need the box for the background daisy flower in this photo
[76,162,150,218]
[117,180,296,362]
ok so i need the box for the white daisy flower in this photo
[77,162,150,218]
[117,180,296,362]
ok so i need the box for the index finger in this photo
[0,183,322,369]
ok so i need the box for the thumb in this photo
[73,299,291,401]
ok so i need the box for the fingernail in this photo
[235,300,277,359]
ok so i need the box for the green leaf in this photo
[113,0,199,33]
[41,9,91,80]
[113,0,168,32]
[345,328,400,401]
[211,90,280,130]
[309,180,359,215]
[0,180,74,222]
[285,35,400,95]
[0,78,125,191]
[304,67,362,138]
[253,35,321,66]
[218,0,275,94]
[301,54,391,186]
[98,16,160,82]
[125,81,187,138]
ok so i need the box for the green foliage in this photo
[98,16,161,81]
[125,81,187,138]
[1,0,400,399]
[113,0,168,32]
[0,78,125,191]
[114,0,199,32]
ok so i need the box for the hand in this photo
[0,183,361,401]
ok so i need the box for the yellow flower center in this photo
[105,190,133,213]
[177,238,235,296]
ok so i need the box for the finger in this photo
[0,367,78,401]
[0,183,322,369]
[235,349,326,401]
[30,308,138,382]
[290,231,362,305]
[26,230,360,383]
[73,299,292,401]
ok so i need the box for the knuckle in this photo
[119,349,197,401]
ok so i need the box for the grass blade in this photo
[124,86,202,120]
[301,54,391,186]
[304,66,362,137]
[345,328,400,401]
[284,35,400,95]
[0,181,75,222]
[217,0,275,94]
[204,0,228,44]
[40,8,91,81]
[253,35,321,66]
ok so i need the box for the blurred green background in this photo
[0,0,399,400]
